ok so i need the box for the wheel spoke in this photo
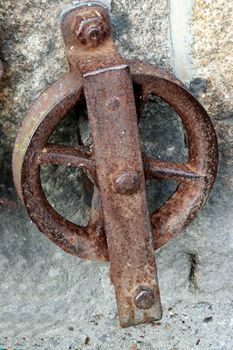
[143,155,204,181]
[38,143,96,180]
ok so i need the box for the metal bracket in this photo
[12,4,218,327]
[67,6,162,325]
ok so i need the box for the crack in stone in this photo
[188,253,199,291]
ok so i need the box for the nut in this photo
[73,11,110,48]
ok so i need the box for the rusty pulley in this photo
[12,4,218,327]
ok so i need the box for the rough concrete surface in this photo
[0,0,233,349]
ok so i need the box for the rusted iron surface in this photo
[12,62,218,257]
[130,61,218,248]
[12,71,108,261]
[12,3,218,328]
[84,65,161,326]
[61,5,124,74]
[65,6,162,326]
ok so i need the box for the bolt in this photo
[73,11,110,48]
[114,171,141,196]
[134,286,156,310]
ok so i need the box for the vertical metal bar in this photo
[84,65,162,327]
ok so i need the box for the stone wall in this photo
[0,1,232,349]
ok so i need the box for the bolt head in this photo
[134,286,156,310]
[114,171,141,196]
[73,11,110,48]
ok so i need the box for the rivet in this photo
[114,171,141,195]
[134,286,156,310]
